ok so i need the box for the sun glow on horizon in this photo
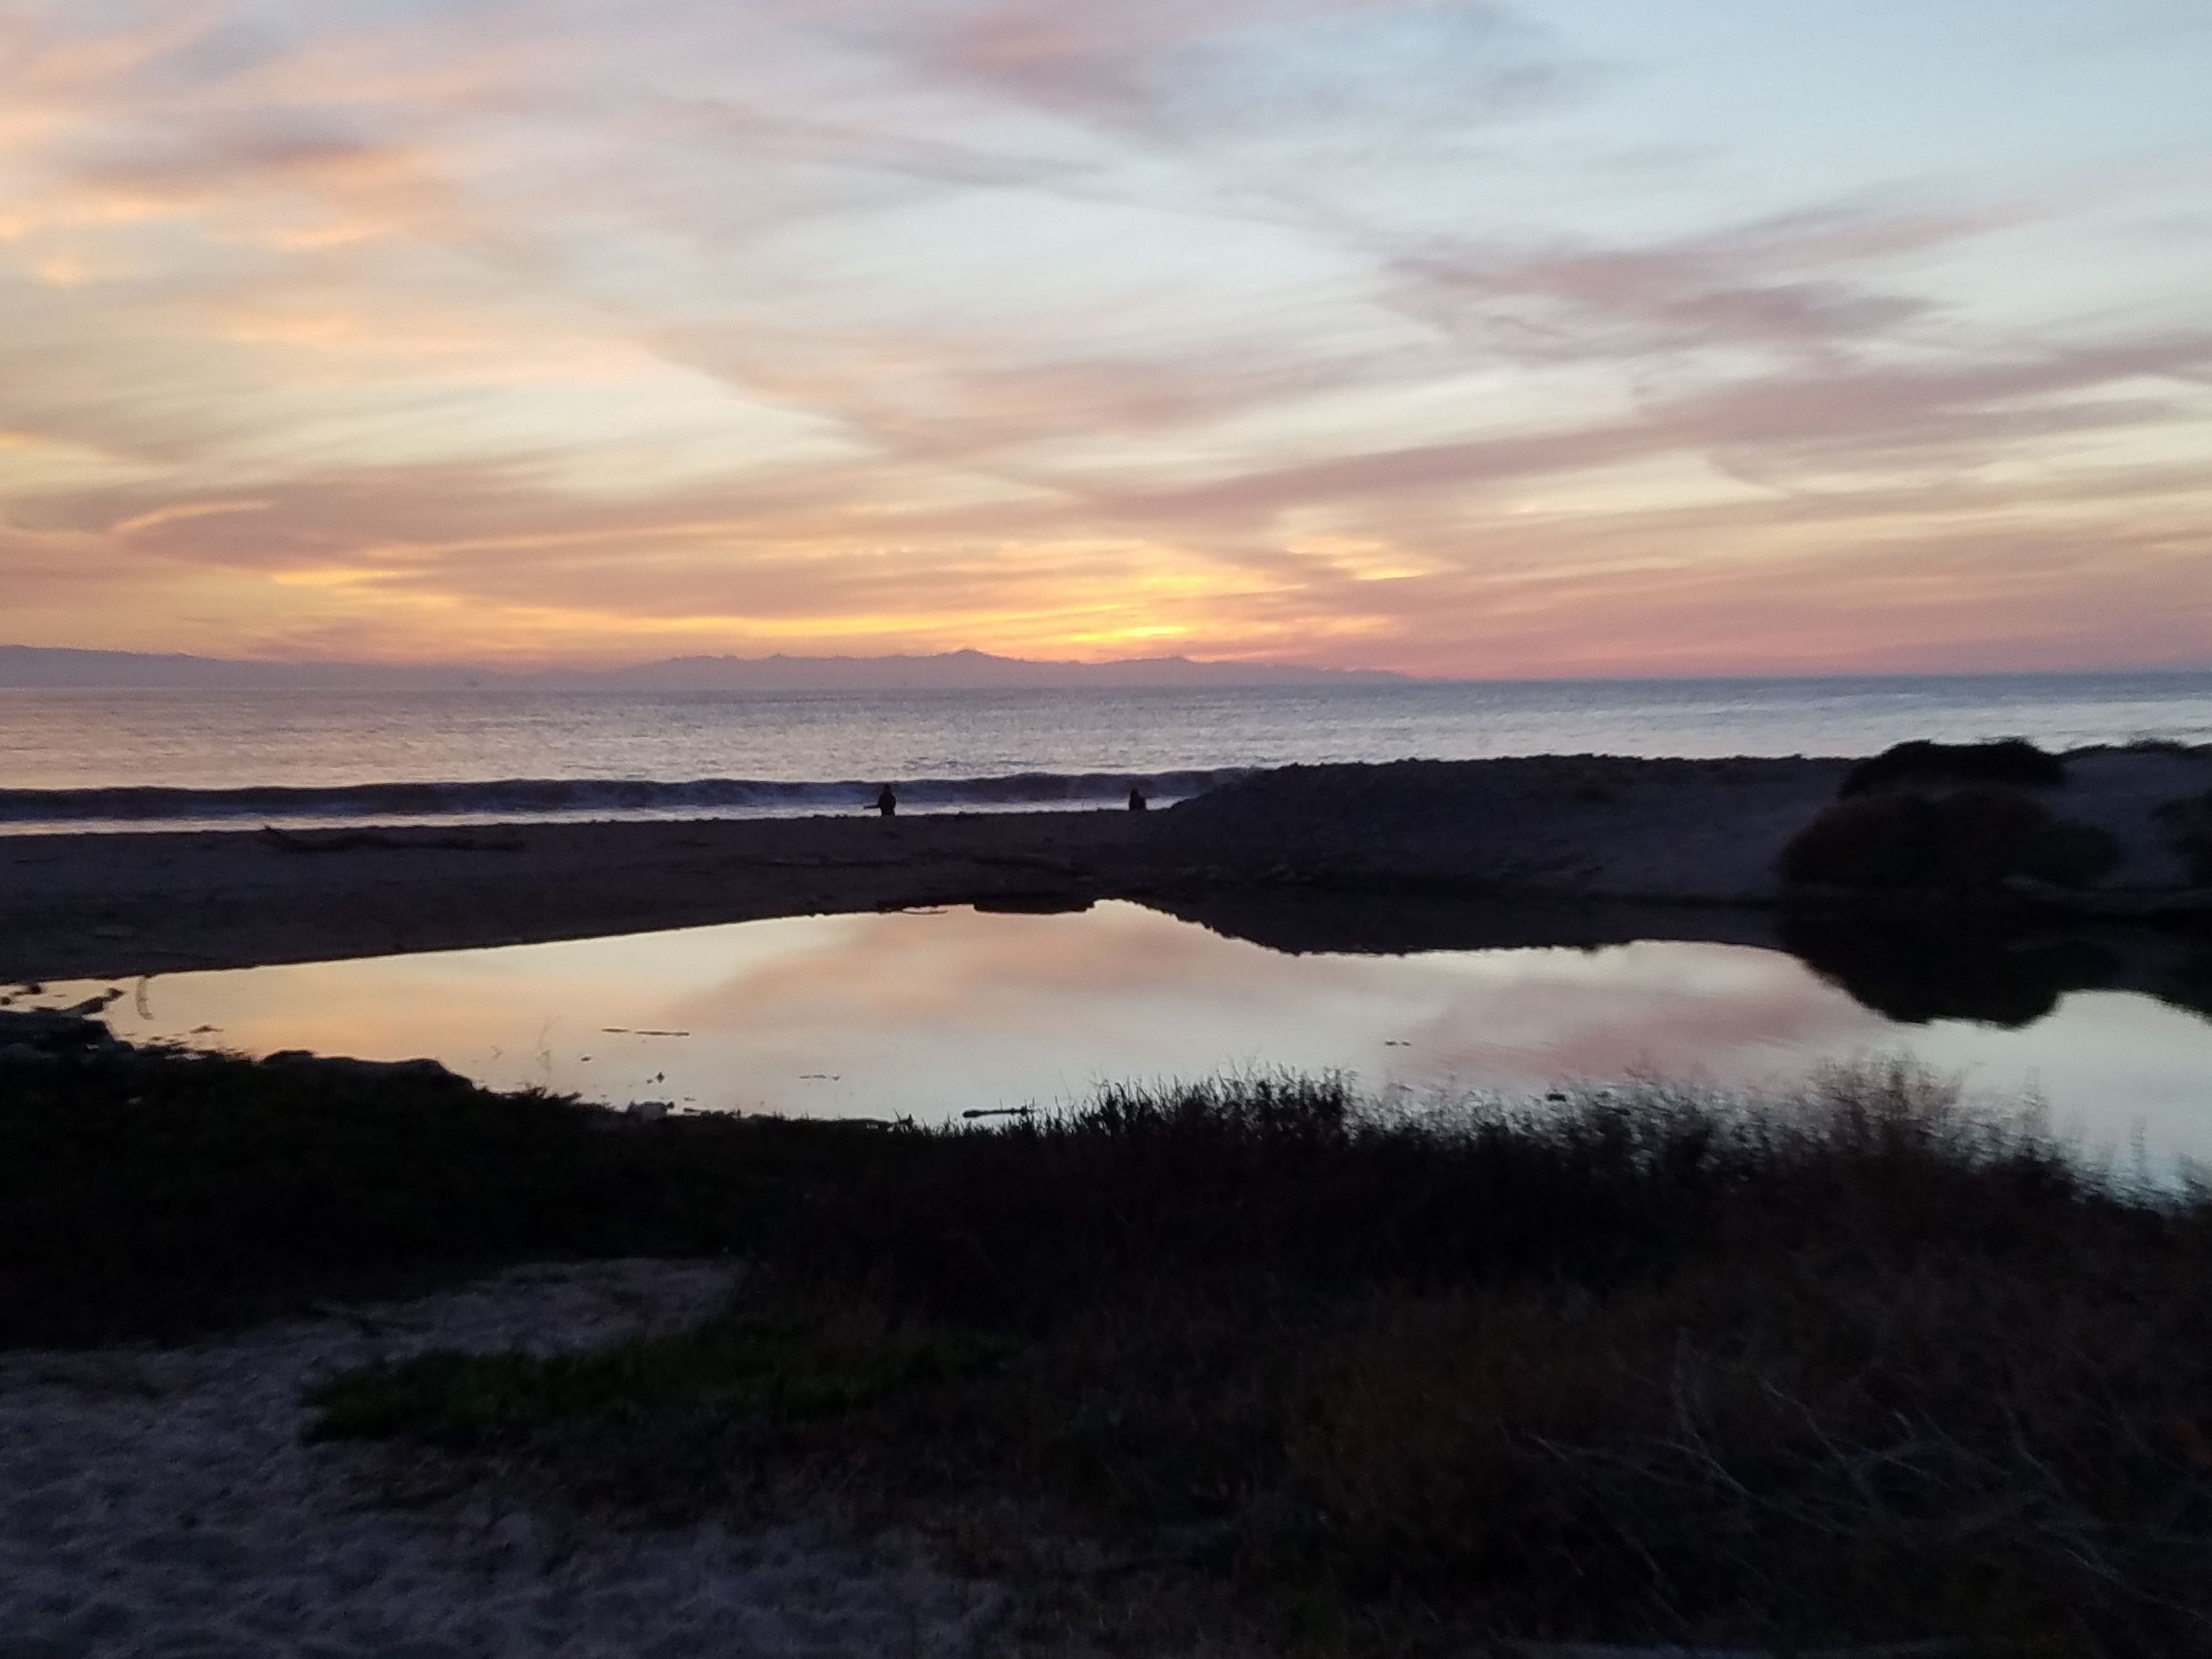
[0,2,2207,676]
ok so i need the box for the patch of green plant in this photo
[301,1067,2212,1651]
[308,1312,1009,1452]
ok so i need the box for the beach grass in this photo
[0,1046,904,1344]
[10,1047,2212,1652]
[292,1065,2212,1656]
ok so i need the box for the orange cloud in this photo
[0,2,2207,673]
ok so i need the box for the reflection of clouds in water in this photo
[1395,941,1896,1092]
[666,905,1357,1029]
[658,907,1416,1114]
[1899,992,2212,1166]
[47,904,2212,1158]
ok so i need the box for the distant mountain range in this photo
[0,645,1413,691]
[593,650,1410,690]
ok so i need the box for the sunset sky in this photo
[3,1,2209,676]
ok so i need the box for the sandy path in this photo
[0,1262,1011,1658]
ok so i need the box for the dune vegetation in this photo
[1779,785,2122,891]
[8,1043,2212,1654]
[1836,737,2071,798]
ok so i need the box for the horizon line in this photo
[2,642,2210,687]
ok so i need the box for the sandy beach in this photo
[2,749,2205,986]
[0,809,1167,983]
[0,1259,1017,1658]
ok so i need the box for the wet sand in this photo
[2,751,2203,985]
[0,811,1180,983]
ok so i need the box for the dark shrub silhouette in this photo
[1781,786,2118,891]
[2154,787,2212,882]
[1839,737,2065,798]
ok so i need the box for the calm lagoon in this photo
[17,900,2212,1168]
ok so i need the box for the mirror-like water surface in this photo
[17,901,2212,1163]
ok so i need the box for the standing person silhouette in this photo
[1127,785,1147,812]
[875,784,897,818]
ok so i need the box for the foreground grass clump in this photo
[309,1067,2212,1656]
[0,1047,904,1344]
[311,1315,1004,1448]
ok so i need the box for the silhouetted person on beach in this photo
[1127,785,1147,812]
[876,785,897,818]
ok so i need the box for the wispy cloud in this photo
[1384,203,2005,361]
[0,0,2206,671]
[890,0,1576,141]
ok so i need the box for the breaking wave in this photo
[0,768,1250,832]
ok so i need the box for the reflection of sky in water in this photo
[27,902,2212,1165]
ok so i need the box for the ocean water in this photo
[2,671,2209,832]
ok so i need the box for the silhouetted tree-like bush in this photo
[1780,785,2118,891]
[1839,737,2066,798]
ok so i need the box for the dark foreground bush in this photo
[1781,785,2120,891]
[0,1048,907,1344]
[1840,737,2067,797]
[308,1066,2212,1656]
